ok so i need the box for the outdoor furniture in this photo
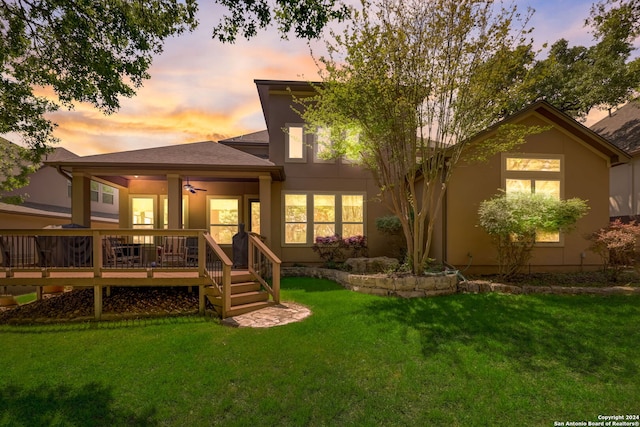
[103,237,140,267]
[157,236,188,267]
[0,236,38,268]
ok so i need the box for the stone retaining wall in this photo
[283,267,640,297]
[459,280,640,296]
[283,267,458,297]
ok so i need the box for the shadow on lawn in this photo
[281,277,345,293]
[363,293,639,378]
[0,382,158,426]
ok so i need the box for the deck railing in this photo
[248,233,281,304]
[202,233,233,317]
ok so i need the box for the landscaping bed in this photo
[0,287,200,324]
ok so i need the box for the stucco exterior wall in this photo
[609,159,640,218]
[446,113,610,274]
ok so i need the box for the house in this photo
[0,144,119,229]
[0,81,629,318]
[589,100,640,221]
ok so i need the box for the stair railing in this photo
[248,233,281,304]
[202,233,232,317]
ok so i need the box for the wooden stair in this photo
[204,270,274,318]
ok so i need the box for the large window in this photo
[283,192,365,245]
[284,194,307,244]
[209,198,239,244]
[503,154,563,243]
[285,125,306,162]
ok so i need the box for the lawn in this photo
[1,277,639,426]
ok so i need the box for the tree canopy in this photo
[499,0,640,119]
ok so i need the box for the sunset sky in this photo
[45,0,638,156]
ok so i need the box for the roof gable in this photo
[472,100,630,166]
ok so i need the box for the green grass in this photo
[1,277,639,426]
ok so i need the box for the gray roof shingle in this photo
[591,100,640,154]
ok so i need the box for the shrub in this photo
[588,219,640,280]
[478,192,589,279]
[312,235,368,266]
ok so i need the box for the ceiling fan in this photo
[183,179,206,194]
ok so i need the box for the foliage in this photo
[312,234,367,265]
[300,0,539,274]
[588,219,640,280]
[490,0,640,120]
[478,192,589,279]
[0,0,198,190]
[212,0,351,42]
[0,137,37,203]
[375,215,402,235]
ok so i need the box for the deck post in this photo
[199,285,205,314]
[94,285,102,320]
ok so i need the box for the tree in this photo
[495,0,640,120]
[0,0,350,196]
[300,0,541,274]
[478,193,589,279]
[212,0,351,42]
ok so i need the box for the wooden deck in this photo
[0,229,281,319]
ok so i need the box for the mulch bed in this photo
[0,287,202,324]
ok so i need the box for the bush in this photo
[588,219,640,280]
[478,192,588,279]
[312,235,368,266]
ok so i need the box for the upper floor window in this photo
[503,154,563,243]
[285,125,306,163]
[314,127,335,163]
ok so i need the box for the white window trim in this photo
[160,195,189,229]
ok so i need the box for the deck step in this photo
[231,281,261,294]
[231,290,269,306]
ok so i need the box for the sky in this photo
[44,0,639,156]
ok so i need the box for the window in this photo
[313,127,335,163]
[131,196,156,243]
[283,192,365,245]
[208,198,239,244]
[102,185,115,205]
[285,125,306,162]
[284,194,307,244]
[90,181,99,202]
[132,197,155,228]
[249,199,260,235]
[314,195,335,238]
[503,154,563,243]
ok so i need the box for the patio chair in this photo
[157,236,188,267]
[103,237,136,267]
